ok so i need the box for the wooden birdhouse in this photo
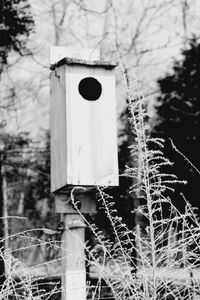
[50,57,119,193]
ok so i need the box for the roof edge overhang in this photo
[50,57,118,70]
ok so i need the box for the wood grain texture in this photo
[61,214,86,300]
[50,65,67,192]
[50,63,119,192]
[66,65,119,186]
[50,57,117,70]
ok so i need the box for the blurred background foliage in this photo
[152,38,200,214]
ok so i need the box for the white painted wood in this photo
[50,61,119,192]
[61,214,86,300]
[65,65,118,186]
[50,46,100,65]
[50,65,67,192]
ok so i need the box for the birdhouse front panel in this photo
[50,59,119,192]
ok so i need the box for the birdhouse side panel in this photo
[65,65,119,186]
[50,65,68,192]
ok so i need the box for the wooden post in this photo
[61,213,86,300]
[50,47,118,300]
[55,191,96,300]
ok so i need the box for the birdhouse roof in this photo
[50,57,117,70]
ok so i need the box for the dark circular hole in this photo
[78,77,102,101]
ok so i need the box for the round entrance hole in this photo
[78,77,102,101]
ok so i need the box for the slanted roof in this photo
[50,57,117,70]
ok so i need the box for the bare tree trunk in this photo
[100,0,112,60]
[2,171,9,276]
[0,159,5,287]
[3,173,8,256]
[181,0,189,46]
[17,191,24,216]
